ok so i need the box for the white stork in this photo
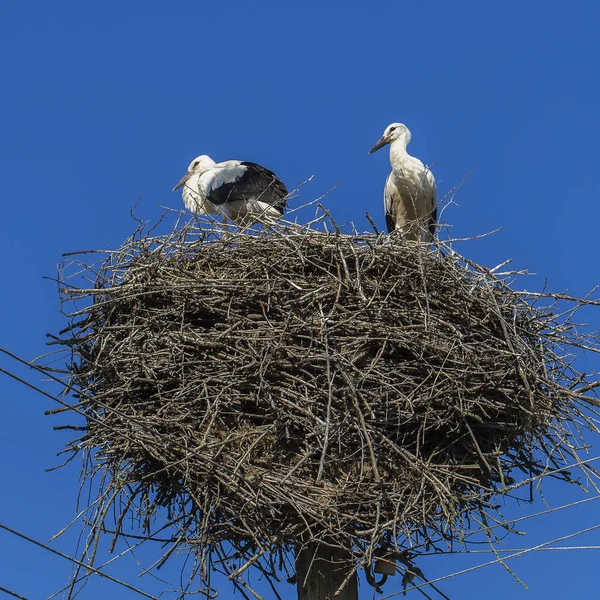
[172,155,288,225]
[369,123,437,241]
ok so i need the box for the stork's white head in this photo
[172,155,217,191]
[368,123,411,154]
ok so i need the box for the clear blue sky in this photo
[1,1,600,598]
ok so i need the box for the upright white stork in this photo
[369,123,437,241]
[173,155,288,225]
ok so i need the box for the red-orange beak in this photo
[368,135,391,154]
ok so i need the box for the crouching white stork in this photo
[173,155,288,225]
[369,123,437,242]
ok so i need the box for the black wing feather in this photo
[384,174,395,233]
[208,162,288,215]
[428,207,437,238]
[385,212,395,234]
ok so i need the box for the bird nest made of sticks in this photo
[50,215,600,595]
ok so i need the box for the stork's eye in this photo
[389,127,397,132]
[193,161,199,167]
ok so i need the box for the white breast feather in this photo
[386,154,437,241]
[181,172,208,214]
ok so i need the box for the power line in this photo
[419,545,600,555]
[0,585,30,600]
[0,523,157,600]
[380,523,600,600]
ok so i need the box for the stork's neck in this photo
[389,136,411,169]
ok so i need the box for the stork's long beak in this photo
[368,136,391,154]
[172,171,192,192]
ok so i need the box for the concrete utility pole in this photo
[296,543,358,600]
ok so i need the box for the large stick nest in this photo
[51,215,600,595]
